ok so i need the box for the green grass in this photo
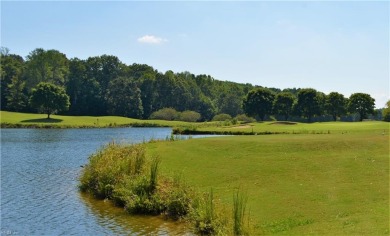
[192,120,389,135]
[0,111,202,128]
[146,132,389,235]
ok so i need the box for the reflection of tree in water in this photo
[79,192,193,235]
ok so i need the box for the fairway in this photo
[146,133,389,234]
[195,121,388,135]
[0,111,198,128]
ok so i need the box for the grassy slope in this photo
[0,111,198,128]
[146,132,389,234]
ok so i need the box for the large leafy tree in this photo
[325,92,347,121]
[295,88,323,122]
[348,93,375,121]
[30,82,70,119]
[106,77,143,118]
[243,88,275,121]
[25,48,69,89]
[273,92,295,120]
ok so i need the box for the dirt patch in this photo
[269,121,297,125]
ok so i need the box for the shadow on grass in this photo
[21,118,63,123]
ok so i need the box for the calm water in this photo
[1,128,196,235]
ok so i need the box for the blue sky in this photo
[1,1,389,107]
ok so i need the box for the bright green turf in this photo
[197,121,389,135]
[146,133,389,234]
[0,111,199,127]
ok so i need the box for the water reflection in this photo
[80,193,194,235]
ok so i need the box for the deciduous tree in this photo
[348,93,375,121]
[325,92,347,121]
[273,92,295,121]
[30,82,70,119]
[243,88,275,121]
[295,88,323,122]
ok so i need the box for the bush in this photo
[235,114,256,123]
[150,108,179,121]
[212,113,232,121]
[178,110,201,122]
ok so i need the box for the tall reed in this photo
[149,156,160,192]
[233,189,248,235]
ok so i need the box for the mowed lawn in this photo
[146,132,389,234]
[198,120,389,135]
[0,111,197,127]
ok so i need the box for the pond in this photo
[1,128,200,235]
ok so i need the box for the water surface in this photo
[1,128,195,235]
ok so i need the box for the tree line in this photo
[1,47,387,122]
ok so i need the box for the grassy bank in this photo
[0,111,201,128]
[146,132,389,235]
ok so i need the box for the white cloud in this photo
[137,35,167,44]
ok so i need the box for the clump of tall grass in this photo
[79,142,147,199]
[79,143,195,219]
[191,188,229,235]
[233,189,251,235]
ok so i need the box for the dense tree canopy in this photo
[0,47,383,122]
[106,77,143,118]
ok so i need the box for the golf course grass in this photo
[146,131,389,234]
[176,120,388,135]
[0,111,200,128]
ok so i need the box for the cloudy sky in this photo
[1,1,389,107]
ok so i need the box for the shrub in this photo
[212,113,232,121]
[149,108,179,121]
[235,114,256,123]
[178,110,201,122]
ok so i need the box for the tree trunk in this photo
[47,113,51,119]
